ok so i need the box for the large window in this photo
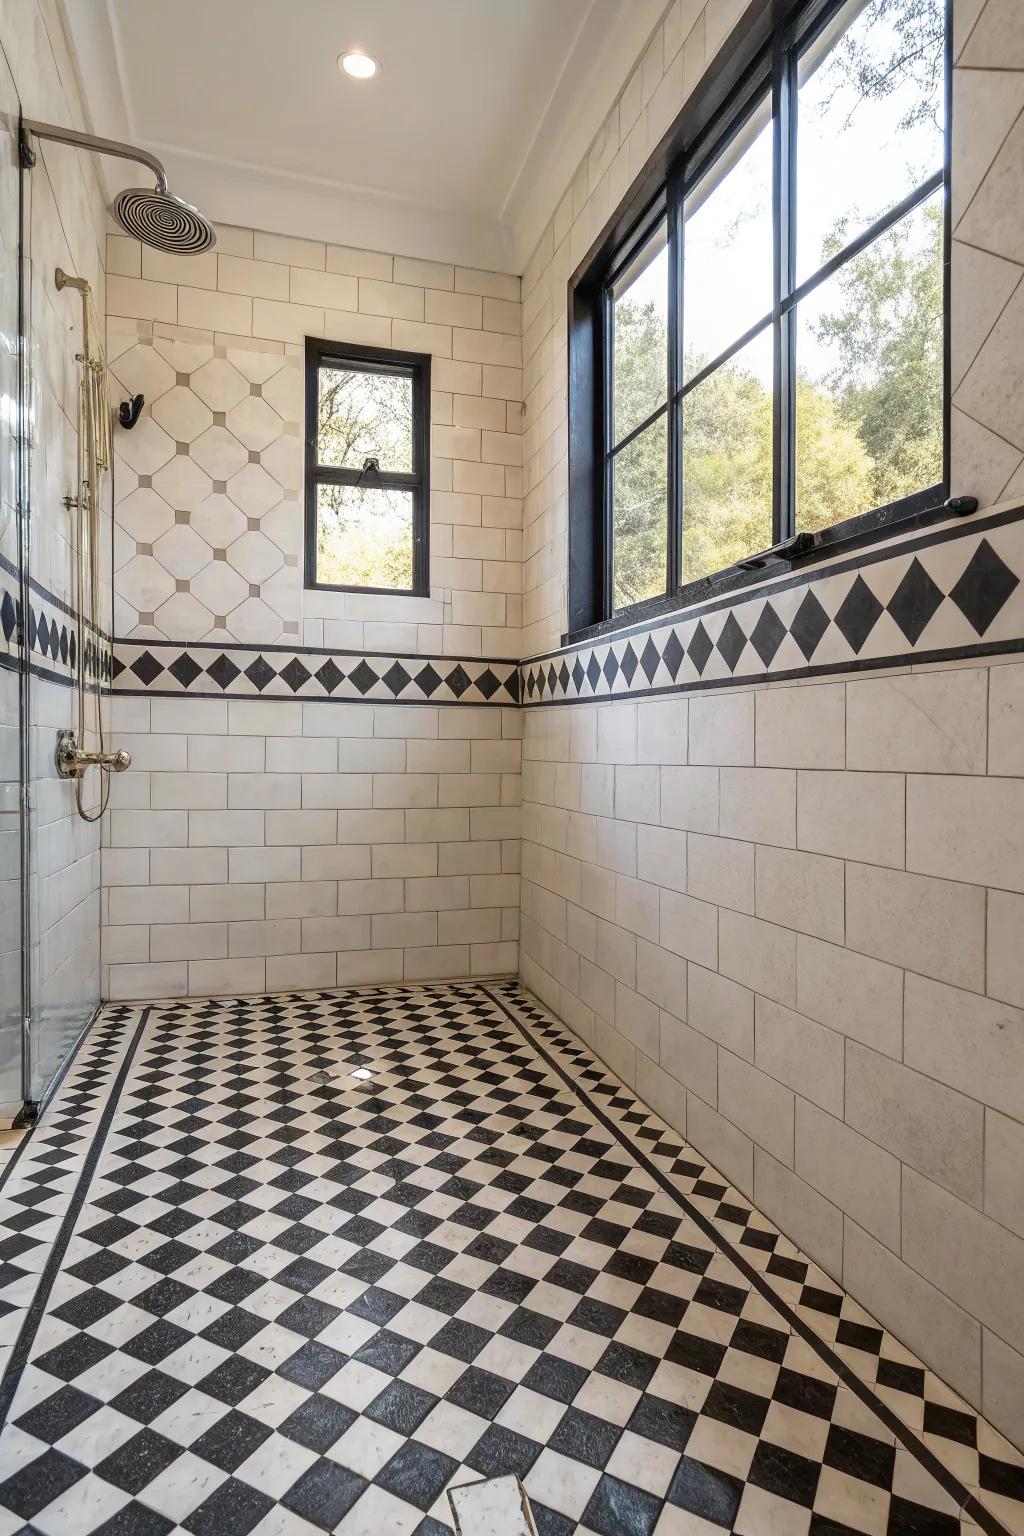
[304,338,430,594]
[570,0,948,634]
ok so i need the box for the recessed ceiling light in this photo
[339,51,379,80]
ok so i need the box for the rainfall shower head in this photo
[21,119,217,256]
[111,187,216,255]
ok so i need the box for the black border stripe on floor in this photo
[0,1002,110,1204]
[0,1007,152,1430]
[484,985,1010,1536]
[0,1119,35,1205]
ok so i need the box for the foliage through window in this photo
[574,0,948,630]
[305,339,429,593]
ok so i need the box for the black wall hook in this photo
[118,393,144,430]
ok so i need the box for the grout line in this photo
[955,0,988,61]
[954,103,1024,240]
[952,402,1024,460]
[953,266,1024,396]
[487,982,1016,1536]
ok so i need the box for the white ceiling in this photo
[61,0,670,271]
[112,0,591,218]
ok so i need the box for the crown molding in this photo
[504,0,671,270]
[137,142,519,273]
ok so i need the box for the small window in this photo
[304,338,430,594]
[568,0,949,637]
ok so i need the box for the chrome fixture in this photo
[55,731,130,780]
[20,120,216,253]
[55,269,128,821]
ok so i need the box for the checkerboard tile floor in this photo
[0,982,1019,1536]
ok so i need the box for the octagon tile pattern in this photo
[110,335,302,646]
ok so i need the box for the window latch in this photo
[356,455,383,490]
[736,531,817,571]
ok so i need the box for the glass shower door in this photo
[0,52,25,1119]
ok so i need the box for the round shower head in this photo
[111,187,217,255]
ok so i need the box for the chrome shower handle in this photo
[55,731,131,779]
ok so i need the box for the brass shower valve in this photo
[55,730,131,780]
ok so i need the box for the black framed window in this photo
[304,337,430,595]
[569,0,949,638]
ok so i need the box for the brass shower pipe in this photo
[53,267,130,819]
[21,118,217,822]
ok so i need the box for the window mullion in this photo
[601,286,615,622]
[772,36,798,543]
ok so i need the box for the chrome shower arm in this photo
[20,119,169,193]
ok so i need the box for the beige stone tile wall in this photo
[106,230,523,660]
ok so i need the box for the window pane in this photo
[316,483,414,589]
[611,226,668,447]
[796,192,943,531]
[317,366,414,472]
[797,0,945,282]
[682,327,773,583]
[612,414,667,611]
[683,104,772,382]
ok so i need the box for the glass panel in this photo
[316,484,415,590]
[612,414,667,612]
[797,0,945,282]
[0,49,23,1111]
[683,102,772,382]
[611,225,668,447]
[682,326,773,583]
[317,365,414,472]
[796,192,943,530]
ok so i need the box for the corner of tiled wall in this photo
[100,228,526,1001]
[514,0,1024,1457]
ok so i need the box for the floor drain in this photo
[308,1065,373,1085]
[447,1473,538,1535]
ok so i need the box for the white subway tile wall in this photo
[519,659,1024,1448]
[106,236,523,660]
[102,696,521,1000]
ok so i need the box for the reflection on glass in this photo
[683,104,772,381]
[316,484,414,589]
[796,192,943,529]
[612,227,668,446]
[797,0,945,281]
[612,414,667,611]
[682,326,773,583]
[318,367,414,472]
